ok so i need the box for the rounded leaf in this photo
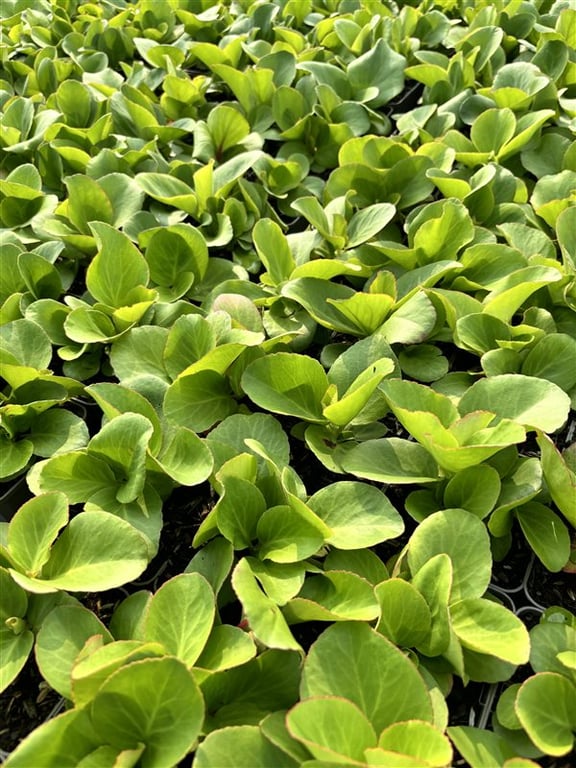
[301,622,433,733]
[443,465,501,519]
[143,573,215,667]
[515,673,576,756]
[90,657,204,768]
[194,725,298,768]
[375,579,432,648]
[35,605,113,699]
[378,720,453,767]
[34,511,149,592]
[450,598,530,665]
[308,482,403,549]
[458,374,570,433]
[241,352,328,422]
[407,509,491,602]
[287,697,377,762]
[7,492,68,576]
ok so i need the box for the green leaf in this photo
[443,466,501,519]
[257,504,326,563]
[324,364,393,428]
[18,251,63,300]
[162,314,214,381]
[380,291,437,345]
[339,438,440,484]
[28,410,89,458]
[136,173,198,216]
[347,203,396,248]
[71,639,166,708]
[214,476,266,550]
[410,199,474,263]
[516,502,571,572]
[35,604,113,699]
[454,312,511,354]
[536,432,576,527]
[261,710,316,765]
[86,382,163,455]
[194,726,299,768]
[530,623,576,679]
[195,624,257,673]
[515,673,576,756]
[471,109,516,154]
[287,697,377,762]
[1,709,98,768]
[151,426,213,487]
[143,225,208,300]
[27,452,117,504]
[164,370,237,432]
[347,39,405,107]
[364,747,427,766]
[207,103,250,154]
[207,413,290,474]
[0,627,34,693]
[375,578,432,648]
[458,374,570,433]
[557,206,576,270]
[521,334,576,393]
[212,150,265,195]
[7,492,68,576]
[448,726,516,768]
[0,568,28,620]
[211,294,264,337]
[185,537,234,596]
[284,571,379,623]
[307,482,403,549]
[0,319,52,369]
[64,307,119,344]
[241,559,305,607]
[86,222,150,308]
[76,745,145,767]
[282,278,365,336]
[407,509,492,602]
[327,292,395,336]
[200,647,301,724]
[14,511,149,593]
[327,334,398,394]
[241,353,329,422]
[253,218,295,285]
[378,721,453,767]
[90,657,205,768]
[482,266,563,323]
[398,344,449,383]
[301,622,433,732]
[495,684,523,731]
[56,81,94,127]
[449,598,530,664]
[64,175,114,235]
[109,591,151,642]
[531,170,576,228]
[0,435,34,480]
[231,558,301,652]
[412,554,453,657]
[110,326,169,383]
[88,413,153,504]
[143,573,215,667]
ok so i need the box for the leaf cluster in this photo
[1,0,575,765]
